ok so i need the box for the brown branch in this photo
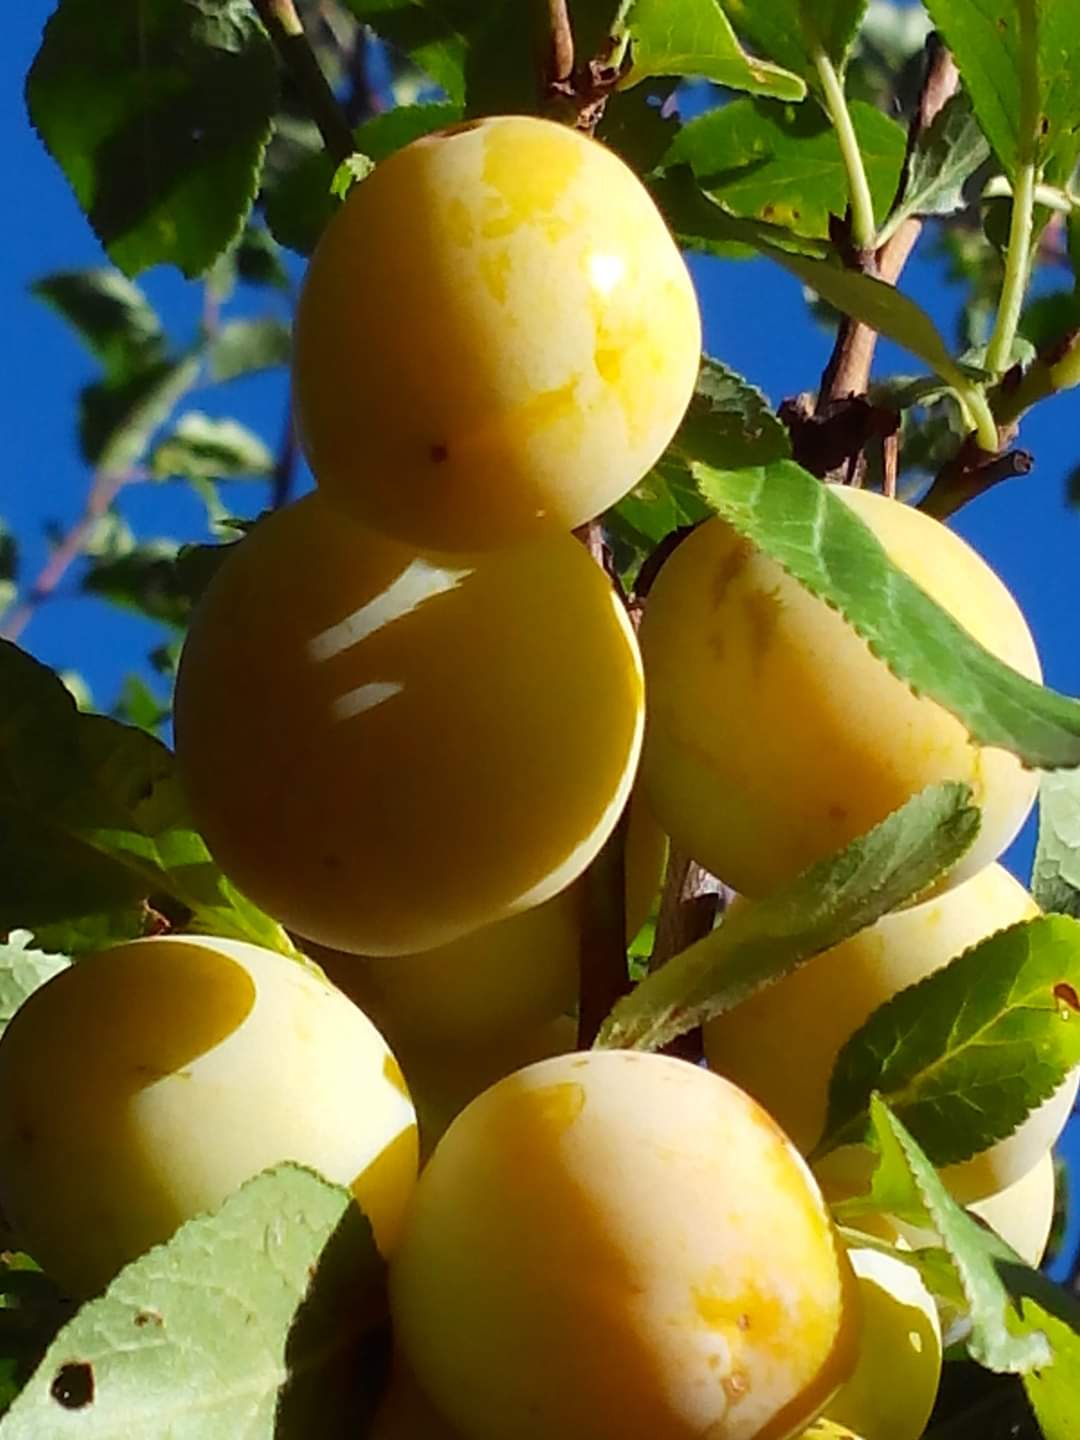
[1,469,132,644]
[918,443,1033,520]
[647,845,730,1064]
[251,0,354,164]
[577,812,631,1048]
[547,0,575,86]
[816,42,960,424]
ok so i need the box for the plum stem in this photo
[251,0,355,164]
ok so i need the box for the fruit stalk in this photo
[250,0,355,164]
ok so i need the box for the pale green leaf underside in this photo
[694,460,1080,770]
[880,91,991,242]
[0,1166,383,1438]
[621,0,806,98]
[1021,1298,1080,1438]
[868,1100,1051,1374]
[596,782,978,1053]
[819,915,1080,1164]
[1033,769,1080,917]
[0,938,69,1040]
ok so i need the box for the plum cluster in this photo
[0,116,1063,1440]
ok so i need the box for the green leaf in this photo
[923,0,1080,182]
[0,937,69,1041]
[596,781,979,1052]
[0,1258,73,1421]
[619,0,807,99]
[674,357,792,469]
[233,224,291,292]
[720,0,870,78]
[1021,1297,1080,1438]
[652,168,833,260]
[113,676,169,736]
[610,455,715,551]
[0,1166,386,1439]
[0,640,296,958]
[817,914,1080,1163]
[595,86,681,175]
[26,0,278,278]
[331,153,376,201]
[0,526,17,623]
[665,97,905,238]
[694,459,1080,770]
[343,0,472,104]
[208,319,291,383]
[878,92,992,244]
[150,412,274,483]
[79,357,200,473]
[30,272,165,384]
[869,1098,1051,1374]
[264,101,462,256]
[1033,770,1080,918]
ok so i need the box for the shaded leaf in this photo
[0,1257,73,1421]
[619,0,806,99]
[0,640,296,957]
[208,319,291,383]
[665,96,905,238]
[79,357,200,473]
[82,539,227,631]
[150,413,274,482]
[30,271,165,383]
[720,0,870,78]
[879,91,991,243]
[817,915,1080,1163]
[694,459,1080,769]
[652,167,833,259]
[596,782,978,1052]
[234,224,291,292]
[870,1099,1050,1374]
[923,0,1080,182]
[113,676,169,736]
[26,0,278,277]
[0,1166,386,1439]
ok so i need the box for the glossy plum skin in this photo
[640,487,1041,899]
[820,1247,942,1440]
[174,496,644,957]
[391,1051,859,1440]
[704,865,1078,1204]
[313,795,666,1049]
[294,114,701,552]
[0,936,418,1296]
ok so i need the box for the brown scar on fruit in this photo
[429,443,450,463]
[711,541,753,607]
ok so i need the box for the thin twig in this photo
[577,812,631,1048]
[251,0,354,163]
[918,444,1033,520]
[817,43,959,418]
[547,0,575,86]
[1,469,132,643]
[650,843,727,974]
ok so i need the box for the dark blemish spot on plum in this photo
[1055,982,1080,1012]
[51,1362,94,1409]
[736,1313,751,1331]
[430,443,450,464]
[828,803,848,822]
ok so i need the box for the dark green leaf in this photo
[673,357,792,469]
[208,319,291,382]
[150,412,274,482]
[0,1166,386,1439]
[720,0,870,78]
[610,455,715,550]
[0,527,16,623]
[30,271,165,383]
[79,357,200,473]
[652,168,833,259]
[596,782,978,1052]
[694,459,1080,769]
[234,224,291,292]
[866,1099,1052,1374]
[665,97,905,237]
[923,0,1080,182]
[0,1257,72,1421]
[619,0,806,98]
[0,640,296,957]
[264,100,464,256]
[113,676,169,736]
[342,0,472,104]
[595,86,680,175]
[1019,289,1080,352]
[879,92,991,243]
[26,0,278,277]
[817,915,1080,1163]
[1033,770,1080,918]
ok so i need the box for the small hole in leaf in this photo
[51,1362,94,1409]
[1054,982,1079,1012]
